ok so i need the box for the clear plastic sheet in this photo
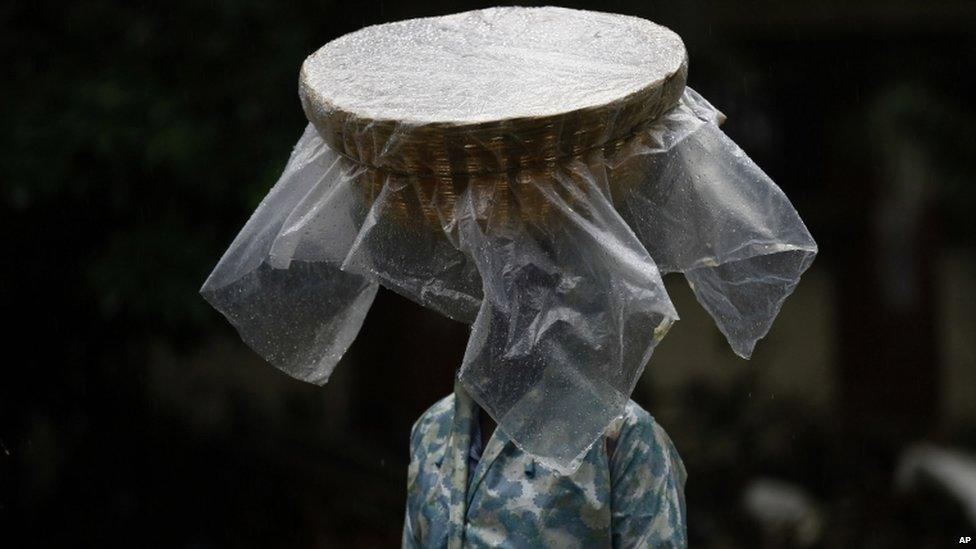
[299,6,688,179]
[201,126,379,384]
[611,89,817,358]
[452,154,677,468]
[300,7,686,124]
[202,89,816,471]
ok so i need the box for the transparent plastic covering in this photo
[298,6,689,179]
[201,88,816,471]
[299,6,686,125]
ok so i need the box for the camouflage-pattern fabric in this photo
[402,382,687,548]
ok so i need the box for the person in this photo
[402,381,687,548]
[200,8,814,547]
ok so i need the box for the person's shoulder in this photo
[607,400,680,456]
[408,394,454,470]
[419,393,454,423]
[622,399,655,426]
[607,399,659,437]
[410,393,454,444]
[609,399,686,483]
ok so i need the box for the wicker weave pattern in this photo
[298,8,688,227]
[300,61,687,179]
[348,71,686,232]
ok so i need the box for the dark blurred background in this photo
[3,0,976,546]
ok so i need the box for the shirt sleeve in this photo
[402,508,419,549]
[608,408,688,548]
[402,415,423,548]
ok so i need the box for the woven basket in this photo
[298,7,688,228]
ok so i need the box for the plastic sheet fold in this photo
[611,89,816,358]
[202,89,817,471]
[201,126,379,384]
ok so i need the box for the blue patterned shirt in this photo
[403,384,687,547]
